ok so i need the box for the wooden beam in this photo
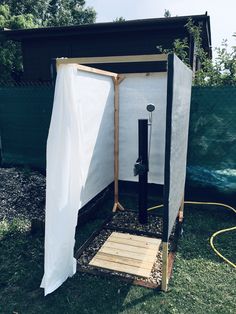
[77,64,118,77]
[56,61,118,78]
[161,242,169,291]
[56,54,167,66]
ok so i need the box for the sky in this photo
[86,0,236,51]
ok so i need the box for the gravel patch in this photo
[0,167,45,221]
[106,211,163,234]
[77,229,163,286]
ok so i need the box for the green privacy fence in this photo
[0,83,54,169]
[187,86,236,194]
[0,84,235,194]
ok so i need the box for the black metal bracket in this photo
[133,157,148,176]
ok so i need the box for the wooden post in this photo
[161,242,169,291]
[112,76,125,212]
[113,78,119,211]
[179,196,184,223]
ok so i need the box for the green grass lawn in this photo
[0,201,235,314]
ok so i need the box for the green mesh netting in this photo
[0,85,235,194]
[0,84,54,169]
[187,86,236,193]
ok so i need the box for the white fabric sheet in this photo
[41,64,114,295]
[168,55,192,237]
[119,73,167,184]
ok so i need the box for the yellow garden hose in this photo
[147,201,236,269]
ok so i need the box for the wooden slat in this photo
[90,258,151,278]
[107,236,159,250]
[94,252,154,269]
[110,232,161,245]
[104,241,157,255]
[99,246,157,263]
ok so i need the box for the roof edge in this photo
[0,14,210,37]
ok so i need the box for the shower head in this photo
[146,104,155,112]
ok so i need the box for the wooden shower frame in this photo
[56,54,183,292]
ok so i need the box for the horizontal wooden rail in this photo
[56,54,167,67]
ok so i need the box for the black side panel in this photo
[163,54,174,242]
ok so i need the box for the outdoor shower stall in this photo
[41,54,192,295]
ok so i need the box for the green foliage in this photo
[113,17,126,22]
[183,19,236,86]
[0,4,10,24]
[0,1,96,81]
[0,4,35,81]
[158,18,236,86]
[9,14,37,29]
[45,0,96,27]
[0,40,22,81]
[195,40,236,86]
[0,0,96,27]
[164,9,171,18]
[157,38,190,66]
[185,19,236,86]
[172,38,190,65]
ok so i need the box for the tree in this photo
[157,18,236,86]
[0,1,96,81]
[0,4,36,81]
[45,0,96,27]
[113,17,125,23]
[0,0,96,27]
[185,19,236,86]
[164,9,171,18]
[195,39,236,86]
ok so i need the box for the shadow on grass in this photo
[178,205,236,264]
[0,216,133,314]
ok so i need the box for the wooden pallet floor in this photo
[89,232,161,278]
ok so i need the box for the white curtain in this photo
[41,64,114,295]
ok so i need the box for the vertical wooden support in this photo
[112,76,125,212]
[179,196,184,223]
[113,78,119,210]
[161,242,169,291]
